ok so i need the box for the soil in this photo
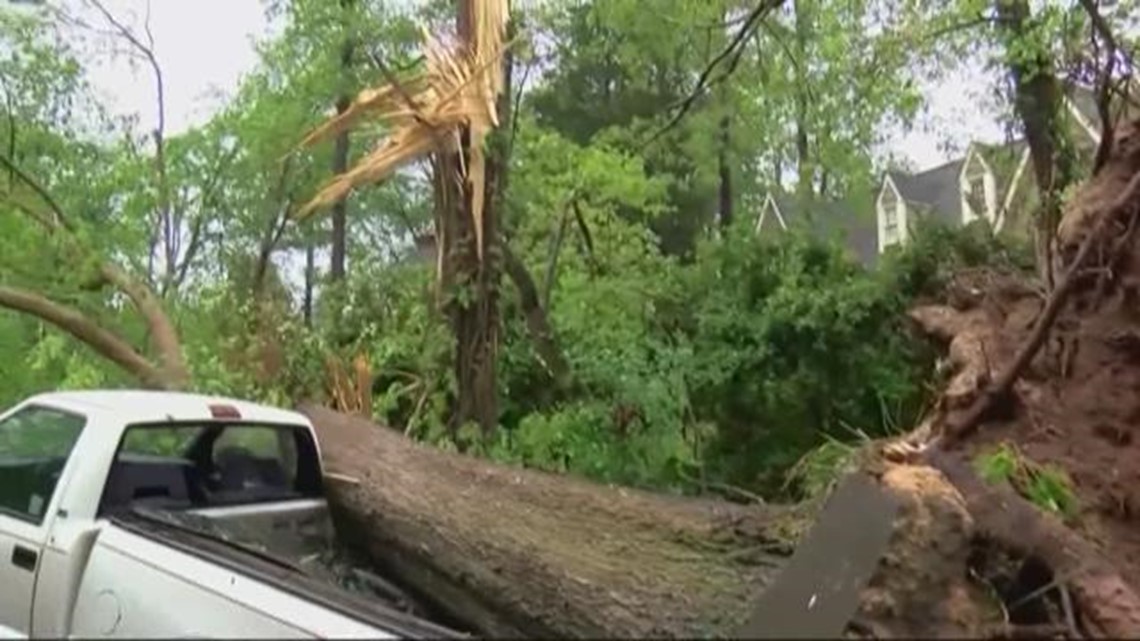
[910,265,1140,589]
[898,118,1140,637]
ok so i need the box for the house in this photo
[758,81,1137,267]
[756,191,880,266]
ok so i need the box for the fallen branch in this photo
[0,150,189,389]
[0,285,168,388]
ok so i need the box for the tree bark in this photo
[437,0,507,440]
[302,405,794,638]
[995,0,1079,289]
[329,0,355,283]
[0,285,170,389]
[100,263,189,389]
[793,0,812,210]
[718,114,734,228]
[302,406,1041,639]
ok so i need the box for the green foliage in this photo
[782,436,859,501]
[878,217,1036,298]
[975,442,1078,519]
[0,0,1092,507]
[684,224,934,493]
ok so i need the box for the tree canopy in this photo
[0,0,1131,497]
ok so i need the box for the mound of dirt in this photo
[895,119,1140,637]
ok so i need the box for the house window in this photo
[969,176,985,206]
[881,189,900,246]
[963,155,991,221]
[884,208,898,243]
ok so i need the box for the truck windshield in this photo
[99,421,322,515]
[0,405,86,524]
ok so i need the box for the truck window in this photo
[0,405,86,524]
[100,422,320,514]
[212,425,298,488]
[121,426,204,458]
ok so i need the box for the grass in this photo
[974,442,1078,519]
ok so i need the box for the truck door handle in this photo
[11,545,37,572]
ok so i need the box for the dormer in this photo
[876,176,907,251]
[959,144,997,225]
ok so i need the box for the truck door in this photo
[0,405,87,638]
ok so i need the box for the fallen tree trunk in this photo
[301,405,799,638]
[302,406,1008,638]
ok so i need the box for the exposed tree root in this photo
[925,448,1140,638]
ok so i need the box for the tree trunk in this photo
[436,0,506,440]
[793,0,812,211]
[329,0,355,283]
[304,238,316,327]
[304,405,796,638]
[436,146,501,440]
[501,241,572,390]
[301,406,1054,639]
[995,0,1079,289]
[718,114,734,229]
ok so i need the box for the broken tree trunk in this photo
[302,405,794,638]
[301,406,1009,639]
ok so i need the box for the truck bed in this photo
[69,513,463,639]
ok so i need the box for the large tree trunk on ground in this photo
[302,406,1019,638]
[304,405,796,638]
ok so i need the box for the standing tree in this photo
[994,0,1079,288]
[297,0,510,440]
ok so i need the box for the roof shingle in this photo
[768,193,879,268]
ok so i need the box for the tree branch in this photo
[644,0,785,147]
[87,0,173,285]
[501,240,572,389]
[253,159,297,296]
[0,151,74,232]
[1076,0,1133,175]
[0,285,169,389]
[0,149,187,388]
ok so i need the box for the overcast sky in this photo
[54,0,1005,171]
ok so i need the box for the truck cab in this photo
[0,390,458,639]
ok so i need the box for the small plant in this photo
[783,435,859,500]
[974,442,1078,518]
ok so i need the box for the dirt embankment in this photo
[878,119,1140,638]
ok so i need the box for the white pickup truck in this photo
[0,390,463,639]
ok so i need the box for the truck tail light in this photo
[209,404,242,419]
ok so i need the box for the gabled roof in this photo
[768,192,879,267]
[883,135,1028,228]
[887,158,964,226]
[973,139,1029,200]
